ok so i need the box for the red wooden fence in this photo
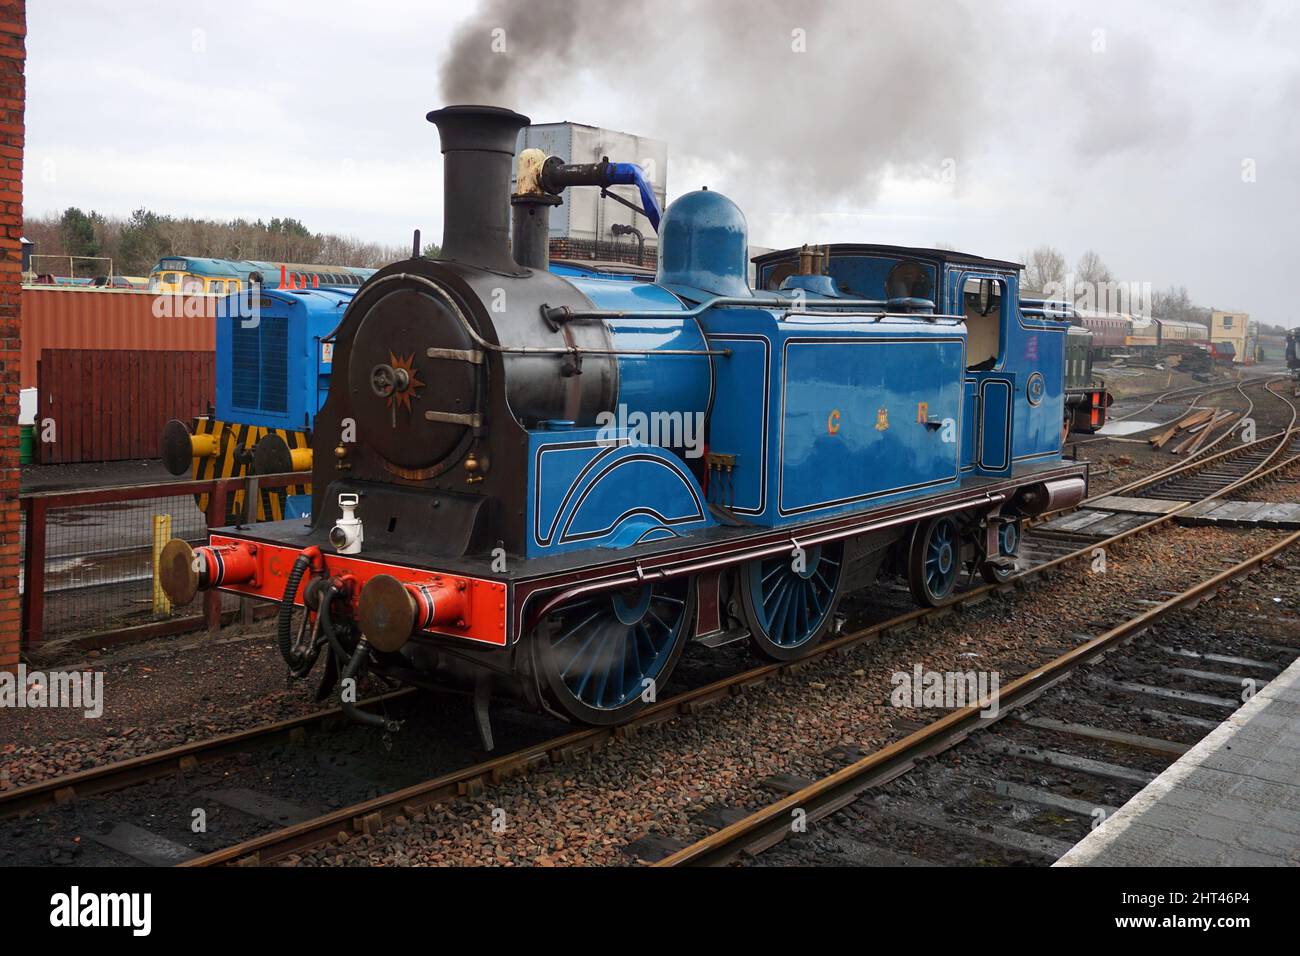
[36,349,215,464]
[21,287,218,388]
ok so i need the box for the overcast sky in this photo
[25,0,1300,326]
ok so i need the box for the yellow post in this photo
[152,514,173,616]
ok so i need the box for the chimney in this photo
[425,105,531,273]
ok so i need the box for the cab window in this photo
[962,275,1004,371]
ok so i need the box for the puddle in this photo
[1095,420,1164,436]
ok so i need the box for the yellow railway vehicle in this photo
[148,256,375,295]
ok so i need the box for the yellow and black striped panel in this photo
[260,429,312,521]
[190,418,313,524]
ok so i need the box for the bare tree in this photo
[1021,245,1067,294]
[1071,249,1117,310]
[1074,249,1112,286]
[1151,285,1193,322]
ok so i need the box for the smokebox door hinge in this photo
[426,347,484,364]
[424,410,483,428]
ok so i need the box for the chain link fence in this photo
[20,474,305,647]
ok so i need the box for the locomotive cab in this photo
[962,276,1002,371]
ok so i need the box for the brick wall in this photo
[0,1,22,671]
[549,237,658,270]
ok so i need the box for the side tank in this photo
[564,274,712,428]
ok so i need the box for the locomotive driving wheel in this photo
[907,515,963,606]
[532,578,696,725]
[979,518,1022,585]
[739,540,846,660]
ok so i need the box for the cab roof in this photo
[752,243,1022,273]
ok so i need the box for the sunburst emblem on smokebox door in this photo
[369,351,426,427]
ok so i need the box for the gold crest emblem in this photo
[875,406,890,431]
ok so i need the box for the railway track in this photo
[1060,376,1280,510]
[7,382,1299,867]
[1050,375,1296,520]
[655,527,1300,867]
[184,434,1300,865]
[0,690,414,822]
[1092,368,1275,428]
[1068,372,1271,460]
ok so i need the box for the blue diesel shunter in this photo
[161,287,356,522]
[160,106,1088,741]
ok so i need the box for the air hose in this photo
[276,553,319,678]
[318,584,401,733]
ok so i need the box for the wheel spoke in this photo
[560,617,604,679]
[747,541,844,651]
[555,608,604,647]
[631,623,647,676]
[570,634,600,698]
[614,630,630,705]
[648,608,672,638]
[920,518,959,600]
[770,579,796,644]
[588,623,620,707]
[809,579,826,617]
[793,584,810,641]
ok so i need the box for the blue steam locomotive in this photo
[159,105,1087,741]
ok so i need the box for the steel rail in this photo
[1102,377,1296,501]
[1073,379,1254,489]
[1108,377,1242,424]
[0,689,413,820]
[1045,377,1293,532]
[655,525,1300,867]
[1066,375,1254,453]
[1098,367,1277,427]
